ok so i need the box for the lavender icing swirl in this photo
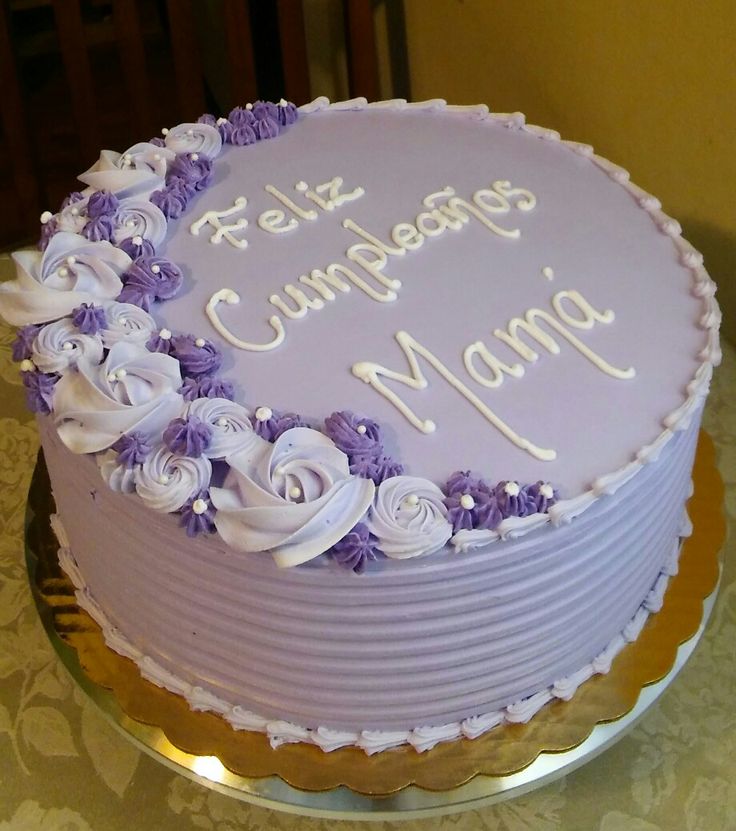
[211,427,375,568]
[164,122,222,158]
[367,475,453,559]
[184,397,259,459]
[31,318,104,374]
[113,200,168,249]
[52,342,183,453]
[96,449,137,493]
[135,445,212,513]
[100,301,157,348]
[0,232,131,326]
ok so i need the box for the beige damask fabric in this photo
[0,251,733,830]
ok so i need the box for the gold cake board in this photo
[25,431,724,820]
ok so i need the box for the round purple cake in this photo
[2,97,720,754]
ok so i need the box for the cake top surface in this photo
[158,102,704,495]
[0,97,720,567]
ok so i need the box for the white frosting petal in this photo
[78,146,169,198]
[183,397,260,459]
[53,342,183,453]
[31,318,104,374]
[367,475,452,559]
[135,445,211,513]
[100,301,157,348]
[0,232,130,326]
[211,427,375,567]
[164,122,222,158]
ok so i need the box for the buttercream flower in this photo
[163,415,212,457]
[11,323,42,361]
[367,475,452,559]
[96,448,137,493]
[253,407,307,442]
[184,397,258,459]
[443,471,501,532]
[324,410,383,459]
[52,341,183,453]
[221,121,257,146]
[276,99,298,126]
[254,117,279,140]
[82,214,115,242]
[86,189,119,218]
[118,256,183,309]
[78,145,170,199]
[0,232,131,326]
[171,334,222,377]
[72,302,107,335]
[495,480,538,518]
[31,318,104,374]
[330,522,382,574]
[179,490,217,537]
[349,454,404,485]
[113,199,167,250]
[135,444,212,513]
[166,153,212,190]
[99,301,157,348]
[525,481,559,513]
[112,431,152,468]
[164,122,222,158]
[23,370,59,414]
[211,427,375,568]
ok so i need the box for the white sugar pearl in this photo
[161,127,169,135]
[255,406,272,422]
[356,424,367,435]
[158,328,172,340]
[274,466,285,477]
[295,181,308,192]
[405,494,419,507]
[66,256,76,265]
[126,219,136,228]
[70,207,79,216]
[216,117,228,126]
[132,235,143,246]
[116,369,127,379]
[40,211,53,224]
[245,103,253,110]
[151,264,161,274]
[289,486,302,499]
[153,153,162,161]
[186,128,194,136]
[123,153,133,161]
[61,341,73,351]
[190,153,199,161]
[279,98,287,106]
[192,498,208,515]
[504,481,520,497]
[107,372,117,382]
[540,483,554,499]
[158,473,170,485]
[460,493,475,510]
[542,266,554,280]
[119,318,128,326]
[216,417,229,427]
[194,338,206,348]
[20,359,35,372]
[58,267,69,278]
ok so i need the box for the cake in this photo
[1,97,720,755]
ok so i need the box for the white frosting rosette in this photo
[113,199,168,248]
[367,475,452,559]
[96,449,137,493]
[135,445,212,513]
[100,301,157,348]
[55,200,89,234]
[164,122,222,158]
[53,342,183,453]
[31,318,104,374]
[183,397,262,459]
[0,232,131,326]
[211,427,375,568]
[78,143,173,198]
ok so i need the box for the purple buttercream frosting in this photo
[112,432,153,468]
[71,303,107,335]
[118,236,156,260]
[149,136,166,147]
[150,185,188,219]
[324,410,383,459]
[179,491,217,537]
[329,522,382,574]
[146,330,174,354]
[82,214,115,242]
[119,256,183,309]
[197,113,217,127]
[167,153,212,189]
[179,375,234,402]
[86,190,119,219]
[38,216,58,251]
[349,454,404,485]
[254,117,279,140]
[12,324,42,361]
[221,121,257,146]
[60,191,85,210]
[22,371,58,414]
[228,106,256,127]
[277,101,298,126]
[443,472,503,532]
[163,416,212,457]
[253,101,279,121]
[526,481,560,513]
[495,481,538,519]
[254,409,308,442]
[171,335,222,377]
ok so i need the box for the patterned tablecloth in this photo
[0,252,733,830]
